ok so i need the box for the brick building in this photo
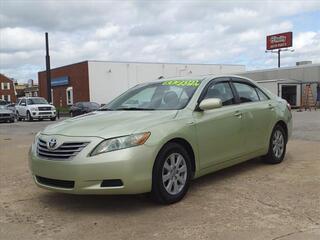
[0,73,16,103]
[38,61,89,107]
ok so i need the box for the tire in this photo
[26,111,33,122]
[16,111,22,121]
[10,118,14,123]
[50,117,56,121]
[151,142,192,204]
[263,124,287,164]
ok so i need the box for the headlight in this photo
[90,132,151,156]
[31,132,40,152]
[30,107,37,111]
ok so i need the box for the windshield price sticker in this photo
[162,80,200,87]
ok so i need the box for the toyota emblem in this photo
[47,138,58,150]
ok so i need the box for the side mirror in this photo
[199,98,222,111]
[21,103,26,106]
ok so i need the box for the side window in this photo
[204,82,235,106]
[20,99,26,105]
[233,82,259,103]
[256,88,269,101]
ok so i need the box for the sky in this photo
[0,0,320,83]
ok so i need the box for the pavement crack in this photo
[271,230,303,240]
[271,227,320,240]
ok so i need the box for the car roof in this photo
[20,97,45,99]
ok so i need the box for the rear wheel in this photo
[263,124,286,164]
[151,143,191,204]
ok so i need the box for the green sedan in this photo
[29,75,292,204]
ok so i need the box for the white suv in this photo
[16,97,56,121]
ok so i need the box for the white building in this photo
[238,63,320,107]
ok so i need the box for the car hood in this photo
[42,110,178,138]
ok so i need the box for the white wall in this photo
[257,80,302,106]
[88,61,245,104]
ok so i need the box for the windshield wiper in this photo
[115,107,155,111]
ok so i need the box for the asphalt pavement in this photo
[0,111,319,240]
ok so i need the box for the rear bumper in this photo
[287,113,293,141]
[29,135,156,194]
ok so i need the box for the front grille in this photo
[37,138,89,160]
[38,107,52,111]
[36,176,74,189]
[0,113,10,117]
[39,112,52,115]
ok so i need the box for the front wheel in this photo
[50,116,56,121]
[263,124,287,164]
[16,111,22,121]
[151,143,192,204]
[26,111,33,122]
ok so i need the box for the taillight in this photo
[286,102,291,111]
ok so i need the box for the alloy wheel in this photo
[162,153,187,195]
[272,130,284,158]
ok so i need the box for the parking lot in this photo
[0,111,319,240]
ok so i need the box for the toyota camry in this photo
[29,75,292,204]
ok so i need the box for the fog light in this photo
[101,179,123,187]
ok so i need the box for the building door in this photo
[281,85,297,106]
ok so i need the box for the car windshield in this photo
[83,102,100,108]
[27,98,48,105]
[100,79,201,111]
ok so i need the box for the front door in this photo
[193,80,244,169]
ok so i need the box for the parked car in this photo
[15,97,56,121]
[69,102,100,117]
[29,75,292,204]
[0,105,15,123]
[0,99,7,105]
[6,103,17,117]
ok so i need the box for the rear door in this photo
[193,78,245,169]
[231,78,275,153]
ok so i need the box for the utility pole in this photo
[45,32,52,103]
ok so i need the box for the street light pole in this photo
[45,32,52,103]
[265,48,294,68]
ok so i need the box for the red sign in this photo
[266,32,293,50]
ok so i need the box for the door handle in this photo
[234,111,242,118]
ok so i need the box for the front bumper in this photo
[31,110,56,119]
[0,115,14,121]
[29,134,156,194]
